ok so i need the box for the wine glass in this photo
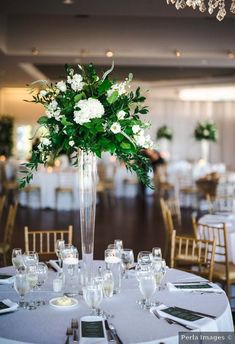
[152,247,162,261]
[114,239,123,252]
[35,262,48,306]
[121,249,134,279]
[139,272,156,310]
[23,251,39,267]
[55,239,65,268]
[83,282,103,316]
[14,271,30,308]
[27,265,39,310]
[137,251,153,265]
[12,248,24,271]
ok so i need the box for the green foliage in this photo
[19,63,154,189]
[156,125,173,141]
[0,115,14,157]
[194,121,218,142]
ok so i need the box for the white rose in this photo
[69,140,75,147]
[203,129,209,136]
[143,135,154,149]
[67,73,84,92]
[134,133,145,146]
[56,81,67,92]
[107,82,127,98]
[132,125,141,134]
[49,100,58,110]
[41,138,51,146]
[110,122,121,134]
[117,110,126,120]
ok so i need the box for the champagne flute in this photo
[55,239,65,268]
[83,282,103,316]
[14,271,30,308]
[12,248,24,271]
[139,272,156,310]
[102,269,114,298]
[121,249,134,279]
[35,262,48,306]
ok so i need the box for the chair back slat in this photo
[24,226,73,255]
[4,202,18,246]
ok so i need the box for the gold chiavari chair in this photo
[0,202,18,266]
[24,225,73,256]
[164,197,181,227]
[206,193,234,214]
[160,198,174,260]
[193,220,235,300]
[0,195,6,223]
[170,230,216,281]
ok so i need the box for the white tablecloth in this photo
[0,264,233,344]
[199,214,235,264]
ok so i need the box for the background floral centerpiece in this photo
[19,63,153,188]
[194,120,218,142]
[156,125,173,141]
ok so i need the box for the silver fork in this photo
[152,310,194,331]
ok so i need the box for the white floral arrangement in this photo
[194,120,218,142]
[20,63,154,188]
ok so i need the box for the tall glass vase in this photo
[201,139,210,162]
[78,149,97,282]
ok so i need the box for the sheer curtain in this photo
[147,98,235,167]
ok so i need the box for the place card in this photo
[162,306,203,322]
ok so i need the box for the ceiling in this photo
[1,0,235,87]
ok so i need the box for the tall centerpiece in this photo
[19,63,153,279]
[156,125,173,159]
[194,120,218,162]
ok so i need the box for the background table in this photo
[0,264,233,344]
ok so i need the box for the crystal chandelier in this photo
[166,0,235,21]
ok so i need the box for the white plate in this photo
[49,297,78,309]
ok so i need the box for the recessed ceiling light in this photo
[106,50,114,58]
[227,50,234,59]
[179,86,235,101]
[31,47,39,56]
[63,0,74,4]
[174,49,181,58]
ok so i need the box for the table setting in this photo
[0,242,233,344]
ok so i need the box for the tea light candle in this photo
[53,278,63,292]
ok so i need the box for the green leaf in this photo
[107,90,119,104]
[74,92,85,103]
[98,79,112,95]
[61,116,72,126]
[37,116,48,125]
[120,142,131,150]
[115,133,123,142]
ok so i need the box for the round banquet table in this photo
[0,263,233,344]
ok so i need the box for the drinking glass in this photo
[12,248,24,271]
[14,271,30,308]
[105,248,121,294]
[102,269,114,298]
[83,282,103,315]
[23,251,39,267]
[137,251,153,265]
[121,249,134,279]
[152,247,162,261]
[55,239,65,268]
[27,265,39,310]
[61,245,79,296]
[139,272,156,310]
[114,239,123,252]
[35,262,48,306]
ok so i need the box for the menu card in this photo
[0,274,13,280]
[162,306,203,322]
[81,321,104,338]
[174,283,212,289]
[0,301,10,310]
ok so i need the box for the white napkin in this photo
[79,316,108,344]
[151,304,218,331]
[167,282,224,293]
[48,260,62,272]
[0,275,15,285]
[0,299,18,314]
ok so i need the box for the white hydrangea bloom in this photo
[143,135,154,149]
[73,98,105,125]
[45,100,61,121]
[134,133,146,147]
[132,125,141,134]
[107,82,127,98]
[203,129,209,136]
[110,122,121,134]
[67,73,84,92]
[117,110,126,120]
[56,81,67,92]
[41,137,51,146]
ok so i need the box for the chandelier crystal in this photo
[166,0,235,21]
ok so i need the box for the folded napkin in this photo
[0,274,15,285]
[48,260,62,272]
[167,281,224,293]
[151,304,218,331]
[0,299,18,314]
[79,316,108,344]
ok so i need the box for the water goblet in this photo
[55,239,65,268]
[23,251,39,268]
[137,251,153,265]
[121,249,134,279]
[35,262,48,306]
[135,263,153,306]
[139,272,156,310]
[83,281,103,316]
[14,270,30,308]
[114,239,123,252]
[12,248,25,271]
[152,247,162,261]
